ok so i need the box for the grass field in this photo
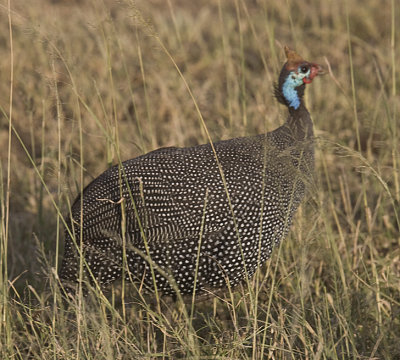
[1,0,399,358]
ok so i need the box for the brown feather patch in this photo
[284,46,306,70]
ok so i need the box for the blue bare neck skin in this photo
[282,74,303,110]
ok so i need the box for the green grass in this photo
[1,0,399,358]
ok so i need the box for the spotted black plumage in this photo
[59,46,323,296]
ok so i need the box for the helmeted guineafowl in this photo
[59,46,324,297]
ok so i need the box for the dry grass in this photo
[0,0,399,358]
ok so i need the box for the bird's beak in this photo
[303,63,325,84]
[311,63,325,76]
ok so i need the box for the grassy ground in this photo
[1,0,399,358]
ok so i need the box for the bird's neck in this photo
[286,101,314,140]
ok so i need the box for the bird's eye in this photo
[300,66,308,73]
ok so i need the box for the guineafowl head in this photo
[275,46,324,110]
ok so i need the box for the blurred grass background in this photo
[0,0,399,358]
